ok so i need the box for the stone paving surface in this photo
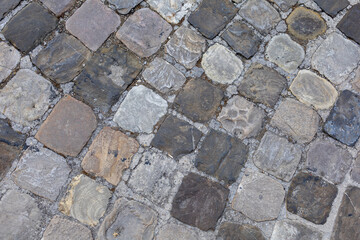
[0,0,359,239]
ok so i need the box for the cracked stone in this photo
[12,147,70,201]
[269,0,298,11]
[253,131,302,182]
[97,198,157,240]
[324,90,360,146]
[290,70,338,110]
[239,0,281,34]
[266,34,305,73]
[113,85,168,133]
[147,0,196,24]
[313,0,349,17]
[0,69,55,126]
[151,115,202,158]
[165,26,206,69]
[142,57,186,94]
[66,0,120,51]
[128,151,177,206]
[81,127,139,186]
[218,95,265,139]
[0,0,21,20]
[311,32,360,85]
[116,8,172,57]
[0,190,42,240]
[0,41,20,83]
[74,45,142,113]
[271,98,319,144]
[195,129,248,185]
[218,223,265,240]
[306,139,352,184]
[271,220,322,240]
[36,95,97,157]
[171,173,229,231]
[41,0,76,16]
[188,0,238,39]
[157,224,199,240]
[238,63,287,108]
[287,172,338,224]
[59,174,112,226]
[221,21,261,59]
[201,43,243,85]
[337,4,360,45]
[108,0,142,14]
[42,216,93,240]
[174,78,224,123]
[34,33,91,84]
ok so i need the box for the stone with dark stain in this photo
[171,173,229,231]
[286,172,338,224]
[313,0,349,17]
[0,119,25,180]
[195,130,248,185]
[34,33,91,84]
[324,90,360,146]
[221,21,261,59]
[217,223,265,240]
[74,45,142,113]
[337,4,360,45]
[151,115,202,158]
[331,187,360,240]
[174,78,224,123]
[2,3,57,53]
[188,0,238,39]
[0,0,21,20]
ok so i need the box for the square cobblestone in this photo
[337,4,360,45]
[0,41,20,82]
[314,0,349,17]
[0,0,21,20]
[41,0,76,16]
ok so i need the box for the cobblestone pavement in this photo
[0,0,359,239]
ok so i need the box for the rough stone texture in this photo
[221,21,261,59]
[0,190,42,240]
[74,45,142,113]
[352,66,360,92]
[171,173,229,231]
[266,34,305,73]
[0,41,21,82]
[324,90,360,146]
[201,43,243,84]
[218,95,265,139]
[195,130,248,185]
[97,198,157,240]
[218,223,265,240]
[286,7,327,42]
[337,4,360,45]
[306,139,352,184]
[271,220,322,240]
[34,33,91,84]
[271,98,319,144]
[269,0,298,11]
[116,8,172,57]
[0,0,21,20]
[0,69,54,126]
[35,95,97,157]
[113,85,168,133]
[66,0,120,51]
[239,0,281,34]
[147,0,196,24]
[142,57,186,93]
[41,0,76,16]
[165,26,206,69]
[290,70,338,110]
[12,147,70,201]
[253,131,302,182]
[59,174,112,226]
[238,64,287,108]
[286,172,338,224]
[108,0,142,14]
[42,216,93,240]
[128,151,177,205]
[232,169,285,221]
[2,2,57,53]
[351,154,360,184]
[311,32,360,85]
[174,78,223,123]
[156,224,199,240]
[331,187,360,240]
[313,0,349,17]
[81,127,139,186]
[188,0,238,39]
[151,115,202,158]
[0,119,25,180]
